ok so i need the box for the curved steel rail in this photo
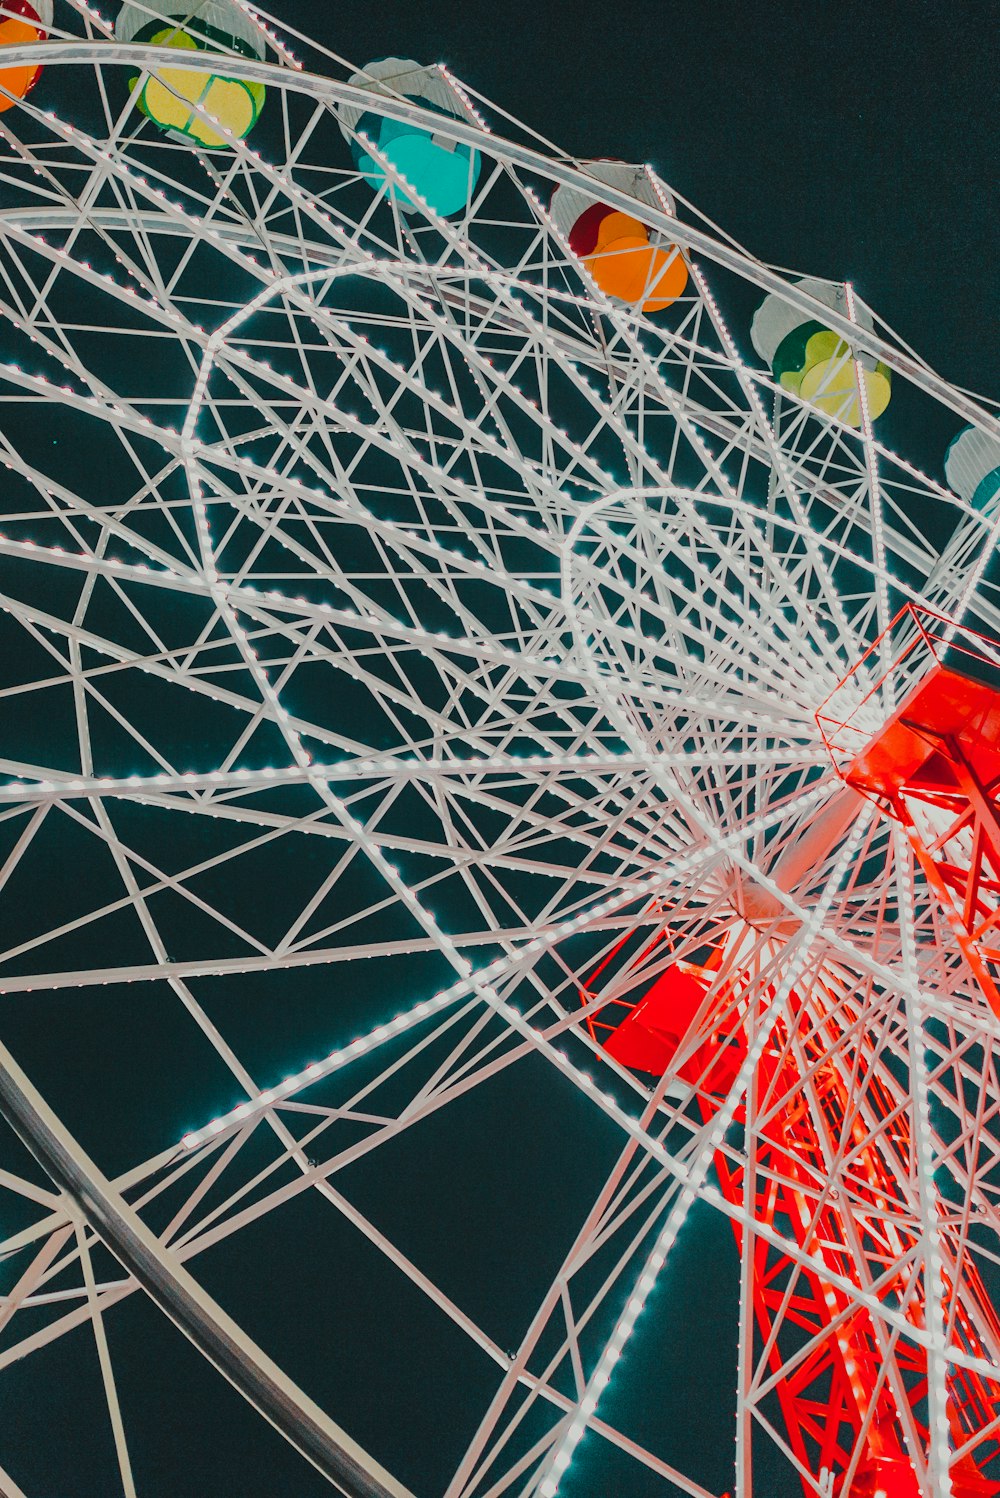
[0,39,994,435]
[0,1037,415,1498]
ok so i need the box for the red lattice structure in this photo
[819,605,1000,1022]
[595,946,1000,1496]
[581,612,1000,1494]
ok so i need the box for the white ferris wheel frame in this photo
[0,26,997,1498]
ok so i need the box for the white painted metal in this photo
[0,9,997,1497]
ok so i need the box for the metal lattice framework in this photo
[0,7,999,1496]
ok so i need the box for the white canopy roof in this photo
[114,0,266,59]
[548,159,675,245]
[337,57,477,136]
[946,424,1000,505]
[750,277,875,366]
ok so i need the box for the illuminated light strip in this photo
[233,0,302,69]
[893,825,954,1496]
[3,37,995,429]
[0,521,599,686]
[175,264,628,597]
[46,820,989,1401]
[182,284,632,979]
[873,440,965,508]
[6,101,380,369]
[527,184,740,491]
[119,955,1000,1398]
[0,748,830,801]
[271,227,630,495]
[171,912,668,1155]
[436,64,490,133]
[178,981,475,1150]
[847,279,895,710]
[179,252,630,509]
[565,512,848,718]
[176,268,612,1174]
[684,263,959,486]
[0,449,942,726]
[11,73,964,1114]
[172,774,833,1156]
[1,49,994,1498]
[0,228,201,339]
[532,184,870,691]
[161,265,854,736]
[535,806,876,1498]
[685,256,866,680]
[1,221,975,632]
[0,527,659,754]
[3,268,880,988]
[151,137,967,509]
[254,152,644,498]
[31,33,964,497]
[0,760,841,1016]
[538,1191,696,1498]
[13,334,916,707]
[563,508,847,768]
[536,575,977,1479]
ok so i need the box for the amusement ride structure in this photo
[0,5,998,1496]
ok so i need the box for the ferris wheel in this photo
[0,5,999,1497]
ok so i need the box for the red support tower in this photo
[585,609,1000,1494]
[597,950,1000,1495]
[819,605,1000,1021]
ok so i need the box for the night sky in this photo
[217,10,999,1490]
[265,0,998,400]
[0,3,996,1496]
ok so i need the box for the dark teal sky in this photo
[0,5,995,1495]
[266,0,998,399]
